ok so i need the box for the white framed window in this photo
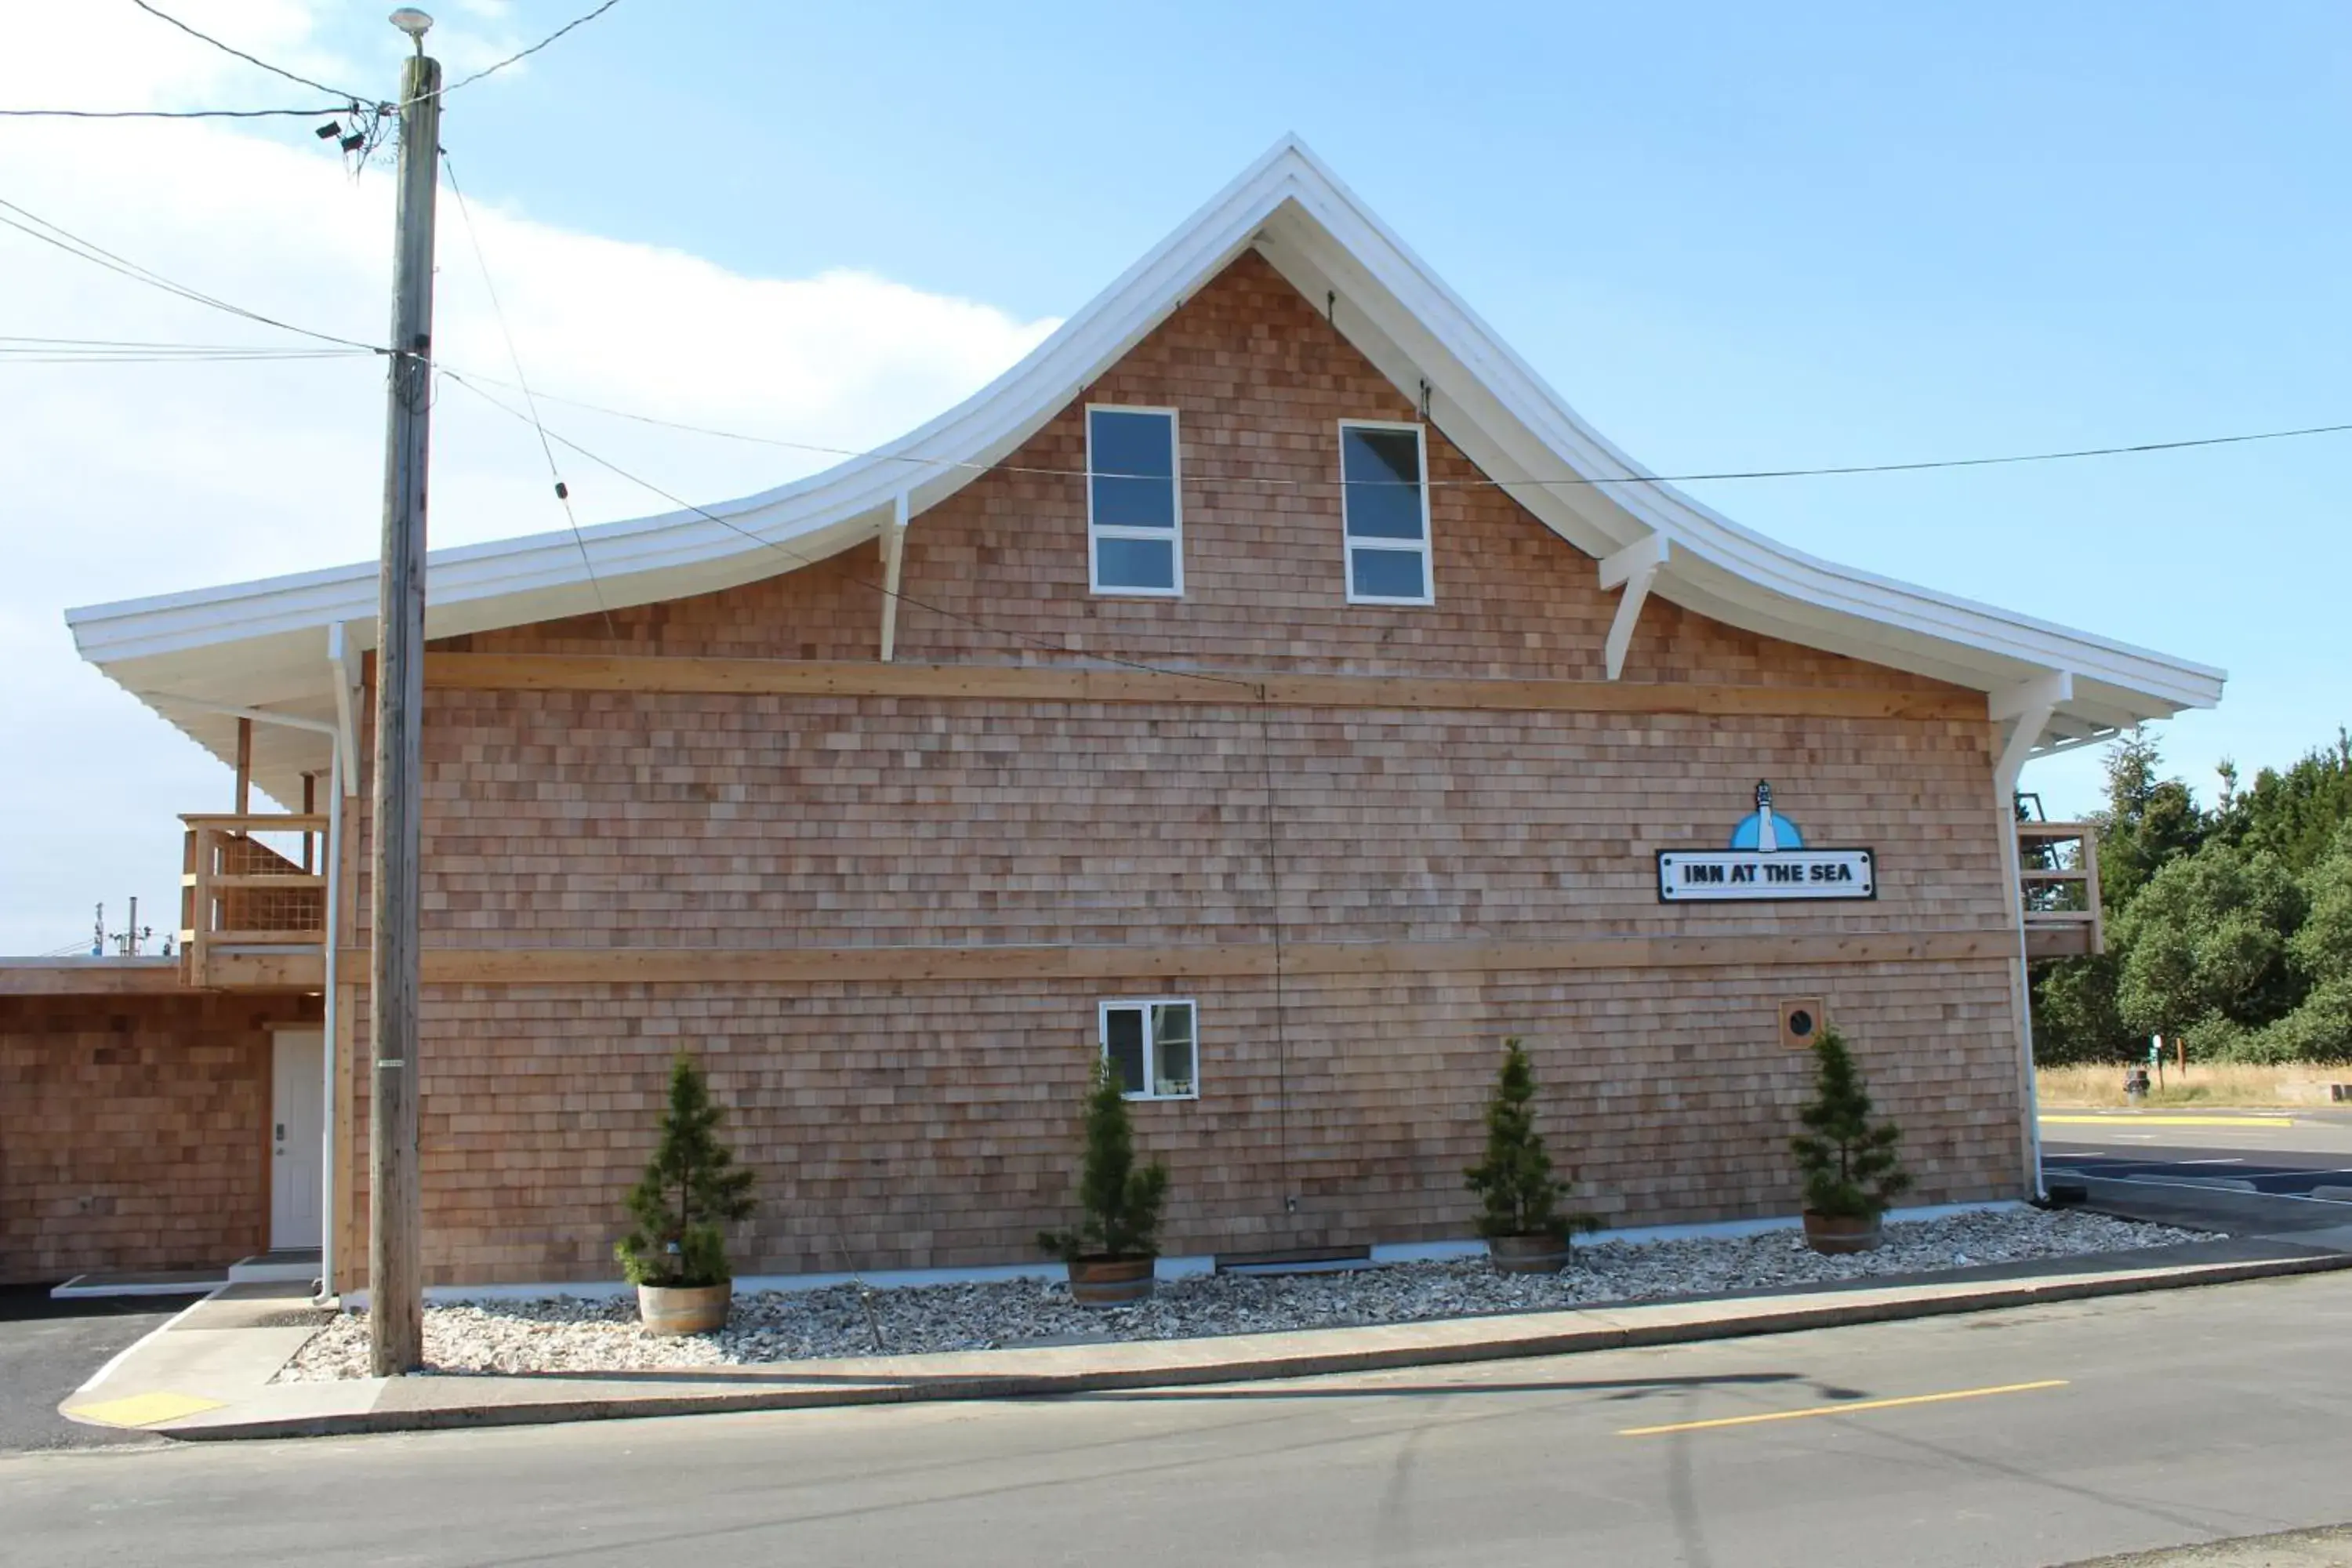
[1098,998,1198,1102]
[1087,405,1182,596]
[1338,419,1434,605]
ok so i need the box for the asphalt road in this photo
[2044,1109,2352,1203]
[0,1287,194,1454]
[7,1269,2352,1567]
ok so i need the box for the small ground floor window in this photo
[1099,998,1197,1100]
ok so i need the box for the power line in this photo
[0,195,389,356]
[9,176,2344,493]
[0,335,370,351]
[442,151,615,639]
[444,0,624,95]
[129,0,368,102]
[442,368,1260,688]
[0,347,369,365]
[449,368,2352,495]
[0,104,358,121]
[0,333,374,366]
[1606,422,2352,486]
[10,173,2345,490]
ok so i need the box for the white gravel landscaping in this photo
[278,1208,2205,1382]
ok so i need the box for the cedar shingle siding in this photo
[2,994,315,1283]
[339,253,2022,1287]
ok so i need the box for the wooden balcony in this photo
[2019,820,2103,961]
[180,813,329,990]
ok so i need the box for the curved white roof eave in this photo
[67,132,2223,793]
[1253,147,2225,712]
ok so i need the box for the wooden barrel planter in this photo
[1487,1233,1572,1274]
[1801,1212,1883,1255]
[637,1281,732,1336]
[1067,1256,1156,1308]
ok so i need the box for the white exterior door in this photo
[270,1029,325,1250]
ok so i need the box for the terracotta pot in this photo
[637,1280,732,1336]
[1487,1232,1573,1274]
[1802,1211,1883,1255]
[1066,1256,1156,1308]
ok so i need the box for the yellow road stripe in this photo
[1618,1379,2068,1437]
[2039,1114,2292,1127]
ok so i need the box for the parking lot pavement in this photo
[2042,1110,2352,1208]
[2045,1145,2352,1201]
[0,1285,203,1452]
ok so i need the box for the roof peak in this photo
[67,137,2220,804]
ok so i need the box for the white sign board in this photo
[1656,848,1876,902]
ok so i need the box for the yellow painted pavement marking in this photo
[1618,1379,2069,1437]
[2039,1114,2292,1127]
[66,1391,227,1428]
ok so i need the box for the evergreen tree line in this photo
[2033,726,2352,1064]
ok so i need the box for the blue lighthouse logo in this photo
[1728,781,1803,851]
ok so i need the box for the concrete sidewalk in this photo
[60,1216,2352,1443]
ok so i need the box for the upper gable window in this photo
[1339,421,1433,605]
[1087,405,1182,596]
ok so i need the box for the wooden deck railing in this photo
[180,812,329,989]
[2018,820,2103,960]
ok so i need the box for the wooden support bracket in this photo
[1599,533,1669,681]
[329,622,362,795]
[1991,670,2074,792]
[878,492,909,663]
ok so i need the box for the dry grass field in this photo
[2037,1061,2352,1109]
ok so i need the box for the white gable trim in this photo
[67,135,2221,807]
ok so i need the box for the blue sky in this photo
[363,0,2346,808]
[2,2,2347,950]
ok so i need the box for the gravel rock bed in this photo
[278,1208,2204,1382]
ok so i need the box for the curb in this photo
[151,1248,2352,1441]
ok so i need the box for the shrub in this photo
[2031,952,2130,1065]
[2227,979,2352,1063]
[1039,1059,1169,1262]
[1464,1038,1598,1240]
[2177,1013,2250,1062]
[1791,1025,1911,1221]
[614,1053,757,1288]
[2114,844,2307,1039]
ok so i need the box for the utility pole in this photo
[371,6,441,1377]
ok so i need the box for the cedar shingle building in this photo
[43,140,2218,1293]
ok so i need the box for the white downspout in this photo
[318,740,343,1304]
[1991,671,2072,1203]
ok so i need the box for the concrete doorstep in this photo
[57,1229,2352,1443]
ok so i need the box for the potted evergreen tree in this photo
[615,1053,757,1334]
[1464,1038,1597,1273]
[1038,1059,1170,1307]
[1791,1025,1911,1254]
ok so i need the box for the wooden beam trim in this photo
[412,928,2016,986]
[0,963,189,996]
[234,716,252,814]
[423,652,1987,723]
